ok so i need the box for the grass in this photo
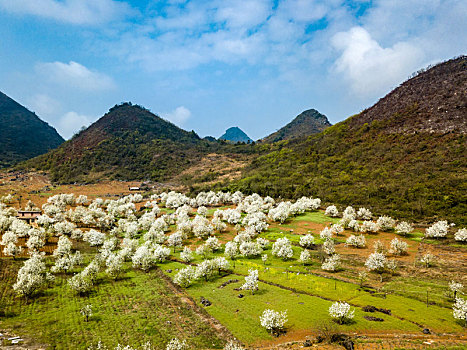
[161,266,419,344]
[0,259,225,350]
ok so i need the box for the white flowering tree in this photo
[105,253,124,279]
[83,229,106,246]
[299,234,315,249]
[299,249,312,265]
[365,252,387,281]
[241,269,259,294]
[1,231,23,259]
[69,271,93,295]
[173,266,196,288]
[223,341,244,350]
[329,301,355,324]
[180,246,194,262]
[454,228,467,242]
[260,309,288,336]
[357,208,372,220]
[80,304,93,322]
[453,297,467,327]
[321,254,341,272]
[13,253,48,299]
[419,253,436,268]
[322,239,335,255]
[377,216,396,231]
[425,221,449,238]
[239,241,263,258]
[395,221,413,236]
[346,235,366,248]
[319,227,333,240]
[449,281,464,299]
[132,245,155,271]
[389,238,408,256]
[325,205,339,217]
[272,237,293,260]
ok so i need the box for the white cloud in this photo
[0,0,134,25]
[331,26,424,98]
[58,111,92,139]
[28,94,61,117]
[36,61,116,91]
[214,0,273,29]
[162,106,191,126]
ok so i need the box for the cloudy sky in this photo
[0,0,465,139]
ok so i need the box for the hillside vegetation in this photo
[22,103,259,184]
[0,92,64,167]
[231,57,467,225]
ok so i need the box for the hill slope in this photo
[0,92,64,167]
[231,56,467,224]
[219,127,253,143]
[262,109,331,143]
[23,103,258,183]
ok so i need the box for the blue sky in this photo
[0,0,465,140]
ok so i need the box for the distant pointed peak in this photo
[219,126,253,143]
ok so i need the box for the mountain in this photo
[23,102,258,184]
[0,91,64,167]
[231,56,467,224]
[219,127,253,143]
[261,109,332,143]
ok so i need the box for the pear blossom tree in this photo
[180,246,194,262]
[241,269,259,294]
[425,221,449,238]
[449,281,464,299]
[260,309,288,336]
[329,301,355,324]
[13,253,49,299]
[299,234,315,249]
[1,231,23,259]
[272,237,293,260]
[325,205,339,217]
[454,228,467,242]
[389,238,408,255]
[395,221,414,236]
[299,249,312,265]
[453,297,467,327]
[346,234,366,248]
[321,254,341,272]
[357,207,372,220]
[173,266,196,288]
[80,304,93,322]
[376,216,395,231]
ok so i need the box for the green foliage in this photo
[0,91,64,167]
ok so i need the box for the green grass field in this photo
[0,259,225,349]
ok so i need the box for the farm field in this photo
[0,179,466,350]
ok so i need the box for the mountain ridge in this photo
[230,56,467,224]
[261,109,332,143]
[0,91,64,167]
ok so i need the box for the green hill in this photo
[261,109,331,143]
[22,103,258,184]
[230,56,467,224]
[0,91,64,167]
